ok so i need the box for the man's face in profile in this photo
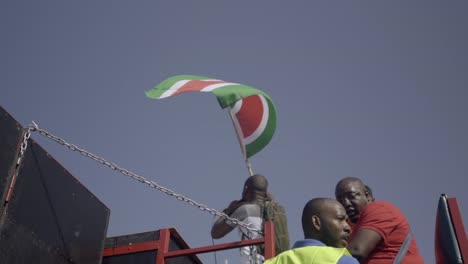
[335,181,371,224]
[320,201,351,247]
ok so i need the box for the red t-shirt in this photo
[352,201,425,264]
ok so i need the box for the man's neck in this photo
[252,192,266,202]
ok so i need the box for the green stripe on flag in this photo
[211,85,273,109]
[145,75,210,99]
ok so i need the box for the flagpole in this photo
[228,109,254,177]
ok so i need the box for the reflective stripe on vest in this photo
[264,246,351,264]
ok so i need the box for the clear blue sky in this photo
[2,1,467,263]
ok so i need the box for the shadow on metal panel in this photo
[435,194,468,264]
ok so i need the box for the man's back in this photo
[262,200,290,256]
[230,203,263,238]
[227,203,264,264]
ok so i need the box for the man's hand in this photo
[223,199,246,216]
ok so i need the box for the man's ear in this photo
[364,191,372,202]
[312,215,321,231]
[242,185,248,199]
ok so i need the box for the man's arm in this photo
[211,200,246,239]
[346,228,382,261]
[211,216,236,239]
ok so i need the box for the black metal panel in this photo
[0,105,23,213]
[435,194,463,264]
[0,137,110,263]
[105,230,161,248]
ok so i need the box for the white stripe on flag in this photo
[201,82,238,92]
[231,99,243,114]
[159,80,190,98]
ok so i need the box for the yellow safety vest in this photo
[264,246,352,264]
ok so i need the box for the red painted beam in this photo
[165,238,265,258]
[165,221,276,259]
[156,228,171,264]
[263,221,275,259]
[104,222,276,262]
[103,240,159,256]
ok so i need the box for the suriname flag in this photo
[145,75,277,159]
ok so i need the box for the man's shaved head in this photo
[301,198,351,247]
[242,174,268,202]
[335,177,372,223]
[302,198,334,233]
[244,174,268,192]
[335,177,365,196]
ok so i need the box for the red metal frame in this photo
[103,240,160,256]
[447,197,468,262]
[102,221,276,263]
[156,228,171,264]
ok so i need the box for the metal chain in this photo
[16,127,32,167]
[249,229,257,264]
[28,122,262,234]
[4,126,33,206]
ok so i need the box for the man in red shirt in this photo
[335,177,424,264]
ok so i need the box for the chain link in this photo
[4,126,33,206]
[28,122,262,235]
[16,126,32,167]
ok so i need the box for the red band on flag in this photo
[172,80,224,97]
[235,95,264,139]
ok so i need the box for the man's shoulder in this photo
[292,239,325,248]
[237,202,261,211]
[364,200,402,215]
[291,245,359,264]
[368,200,394,207]
[232,203,262,218]
[357,200,410,236]
[337,254,360,264]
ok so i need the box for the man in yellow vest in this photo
[265,198,359,264]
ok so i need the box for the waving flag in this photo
[146,75,276,160]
